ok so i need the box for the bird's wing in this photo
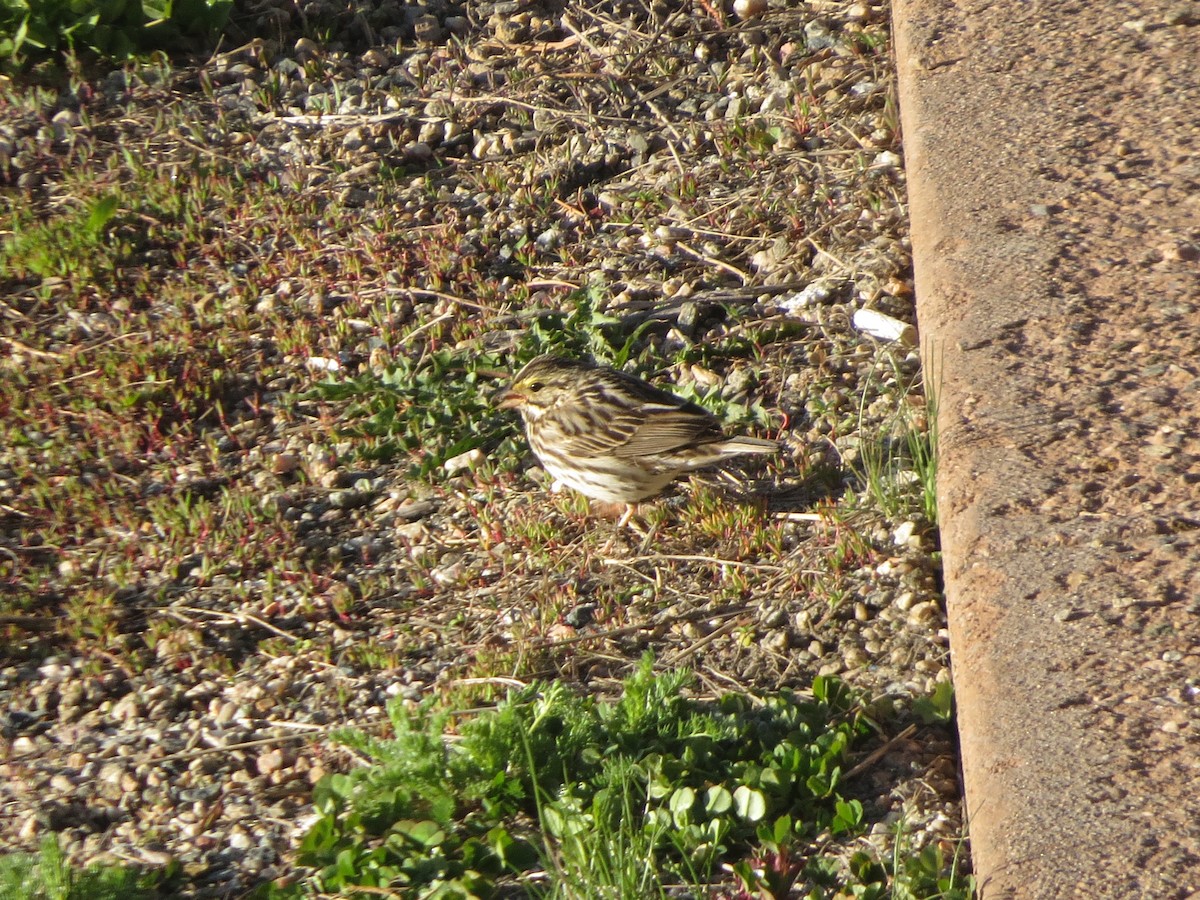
[558,402,723,459]
[540,368,725,459]
[611,405,725,457]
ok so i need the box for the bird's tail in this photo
[723,436,780,454]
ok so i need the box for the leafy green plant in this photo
[2,192,126,282]
[0,835,165,899]
[312,347,518,478]
[734,825,974,900]
[669,377,773,431]
[913,680,954,726]
[0,0,230,67]
[885,824,975,900]
[267,656,870,897]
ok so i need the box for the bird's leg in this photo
[589,500,641,529]
[595,502,651,555]
[615,503,636,529]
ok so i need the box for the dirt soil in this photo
[893,0,1200,896]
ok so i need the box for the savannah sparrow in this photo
[498,355,779,505]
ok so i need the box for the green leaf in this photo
[395,820,446,850]
[733,785,767,822]
[669,786,696,826]
[704,785,732,815]
[84,194,120,237]
[831,798,863,835]
[768,814,793,845]
[142,0,169,22]
[913,679,955,724]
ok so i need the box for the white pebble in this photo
[892,520,917,546]
[733,0,767,19]
[443,448,484,475]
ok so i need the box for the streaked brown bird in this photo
[497,355,779,506]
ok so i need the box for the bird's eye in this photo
[527,380,544,392]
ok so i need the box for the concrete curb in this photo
[892,0,1200,896]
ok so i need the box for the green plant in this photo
[733,816,974,900]
[0,834,166,899]
[911,372,940,524]
[0,0,230,68]
[515,283,642,366]
[312,347,519,479]
[884,823,975,900]
[270,656,869,897]
[913,680,954,726]
[2,192,125,282]
[853,360,938,524]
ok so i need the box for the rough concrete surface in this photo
[891,0,1200,897]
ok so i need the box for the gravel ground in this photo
[0,0,963,894]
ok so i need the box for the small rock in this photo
[51,109,79,142]
[294,37,319,60]
[846,3,871,23]
[764,631,790,653]
[256,748,286,775]
[564,604,596,628]
[431,561,464,587]
[361,48,389,68]
[443,448,484,475]
[406,141,433,162]
[872,149,901,169]
[751,248,779,273]
[804,19,838,51]
[110,694,142,722]
[907,602,938,627]
[328,489,372,510]
[100,762,128,784]
[1161,240,1200,262]
[1165,4,1200,26]
[12,737,38,755]
[843,646,869,668]
[306,356,341,373]
[140,848,175,866]
[414,14,447,42]
[214,701,239,726]
[733,0,767,19]
[18,815,39,840]
[272,453,300,475]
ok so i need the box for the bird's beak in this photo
[497,389,522,409]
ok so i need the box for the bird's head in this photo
[497,355,591,419]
